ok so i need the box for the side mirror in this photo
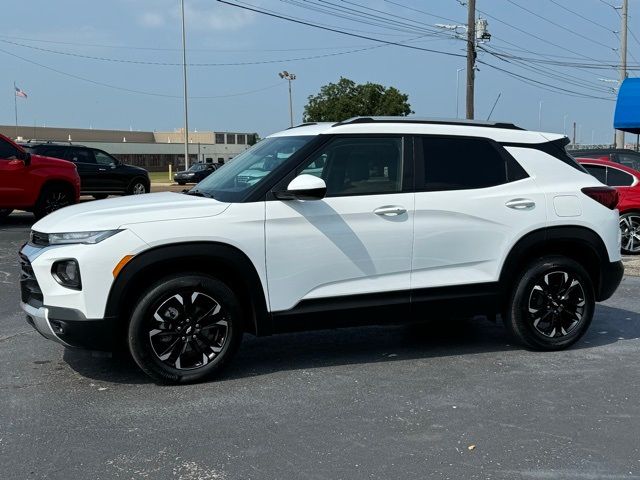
[275,174,327,200]
[19,151,31,166]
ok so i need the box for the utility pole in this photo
[466,0,476,119]
[456,67,465,118]
[180,0,190,170]
[616,0,628,149]
[573,122,577,145]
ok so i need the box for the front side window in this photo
[417,136,524,191]
[194,136,313,202]
[297,137,403,197]
[68,149,95,164]
[607,167,635,187]
[94,150,117,166]
[0,139,19,160]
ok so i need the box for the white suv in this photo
[19,117,624,383]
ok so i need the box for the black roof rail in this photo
[287,122,318,129]
[332,116,524,130]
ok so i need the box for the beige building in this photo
[0,125,257,171]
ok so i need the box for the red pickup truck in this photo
[0,133,80,220]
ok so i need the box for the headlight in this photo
[48,230,122,245]
[52,259,81,290]
[187,173,195,176]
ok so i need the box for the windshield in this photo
[192,136,313,202]
[188,164,206,172]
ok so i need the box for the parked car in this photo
[19,117,623,384]
[173,162,217,185]
[0,134,80,220]
[571,148,640,171]
[577,157,640,254]
[21,143,150,199]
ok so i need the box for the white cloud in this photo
[139,12,165,28]
[133,0,256,31]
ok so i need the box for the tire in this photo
[0,209,12,221]
[33,185,74,219]
[620,212,640,255]
[127,178,148,195]
[504,255,595,351]
[93,194,109,200]
[128,274,243,384]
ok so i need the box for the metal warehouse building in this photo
[0,125,257,171]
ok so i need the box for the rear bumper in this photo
[21,302,116,351]
[597,260,624,302]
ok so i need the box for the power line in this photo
[547,0,617,33]
[0,46,287,99]
[216,0,466,58]
[505,0,617,51]
[0,37,388,67]
[382,0,464,24]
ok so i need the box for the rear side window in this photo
[416,136,527,191]
[67,148,95,164]
[583,164,607,184]
[36,146,67,159]
[607,167,635,186]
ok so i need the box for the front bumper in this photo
[21,301,116,350]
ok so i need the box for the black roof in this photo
[332,116,524,130]
[19,141,87,148]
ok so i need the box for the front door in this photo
[265,135,414,319]
[0,138,28,207]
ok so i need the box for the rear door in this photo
[411,135,547,298]
[265,135,414,318]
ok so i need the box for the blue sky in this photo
[0,0,635,142]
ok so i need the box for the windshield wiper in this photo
[186,189,213,198]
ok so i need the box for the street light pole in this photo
[456,68,465,118]
[279,71,296,127]
[180,0,190,170]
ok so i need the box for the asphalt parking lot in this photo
[1,211,640,480]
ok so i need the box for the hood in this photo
[33,192,230,233]
[31,154,76,170]
[175,170,195,175]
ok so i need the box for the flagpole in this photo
[13,81,18,139]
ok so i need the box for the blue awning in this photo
[614,78,640,134]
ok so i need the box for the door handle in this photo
[374,206,407,216]
[505,198,535,210]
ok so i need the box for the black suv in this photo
[173,162,218,185]
[22,143,150,199]
[571,148,640,170]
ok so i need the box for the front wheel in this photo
[127,179,148,195]
[128,274,243,384]
[504,255,595,351]
[620,212,640,255]
[33,186,73,219]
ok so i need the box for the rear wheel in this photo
[620,212,640,255]
[33,185,73,219]
[504,255,595,351]
[128,274,243,384]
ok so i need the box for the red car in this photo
[0,134,80,220]
[577,157,640,254]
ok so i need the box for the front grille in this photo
[19,253,43,308]
[30,231,50,247]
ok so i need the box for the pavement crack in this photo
[0,330,34,342]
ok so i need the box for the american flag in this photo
[15,86,27,98]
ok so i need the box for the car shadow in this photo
[62,304,640,385]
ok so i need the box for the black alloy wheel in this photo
[34,186,72,219]
[504,255,595,350]
[128,274,243,384]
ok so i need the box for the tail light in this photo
[581,186,619,210]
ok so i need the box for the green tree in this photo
[303,77,413,122]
